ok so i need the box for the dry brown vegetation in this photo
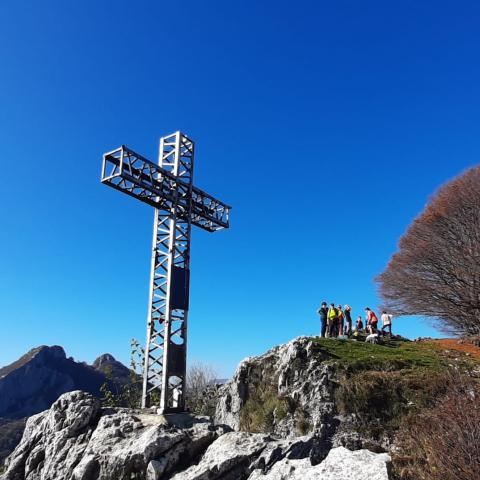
[392,374,480,480]
[377,166,480,336]
[185,362,219,416]
[429,338,480,360]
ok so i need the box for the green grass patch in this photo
[310,337,445,372]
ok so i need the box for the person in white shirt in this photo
[381,311,393,336]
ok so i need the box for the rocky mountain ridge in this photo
[0,345,130,420]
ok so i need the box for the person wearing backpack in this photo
[317,302,329,337]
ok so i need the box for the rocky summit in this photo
[1,390,390,480]
[2,335,478,479]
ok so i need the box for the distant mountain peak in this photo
[0,345,130,421]
[92,354,117,368]
[0,345,66,379]
[92,353,131,380]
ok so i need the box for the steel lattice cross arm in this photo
[100,131,231,413]
[102,145,230,231]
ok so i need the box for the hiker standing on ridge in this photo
[344,305,353,336]
[327,303,338,337]
[365,307,378,334]
[381,311,393,337]
[317,302,328,337]
[337,305,345,336]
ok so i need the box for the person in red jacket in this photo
[365,307,378,334]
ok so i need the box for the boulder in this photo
[248,446,391,480]
[3,390,100,480]
[171,432,271,480]
[170,432,322,480]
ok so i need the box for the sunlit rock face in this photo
[1,391,391,480]
[247,447,391,480]
[2,391,228,480]
[215,337,338,440]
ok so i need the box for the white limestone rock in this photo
[1,391,227,480]
[171,432,271,480]
[215,337,337,440]
[248,446,391,480]
[3,390,100,480]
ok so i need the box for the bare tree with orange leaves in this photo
[377,166,480,336]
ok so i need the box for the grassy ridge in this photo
[311,337,444,370]
[313,337,479,440]
[239,336,479,439]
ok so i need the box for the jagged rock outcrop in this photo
[215,337,338,441]
[170,432,272,480]
[1,391,228,480]
[170,433,324,480]
[214,336,419,453]
[1,390,391,480]
[214,335,479,459]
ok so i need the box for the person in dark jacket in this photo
[344,305,353,336]
[317,302,328,337]
[355,315,364,332]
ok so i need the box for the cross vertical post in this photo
[142,132,194,411]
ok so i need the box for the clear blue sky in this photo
[1,1,479,377]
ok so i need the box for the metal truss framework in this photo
[101,132,231,413]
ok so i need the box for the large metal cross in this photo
[101,131,231,413]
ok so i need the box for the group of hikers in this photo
[316,302,393,338]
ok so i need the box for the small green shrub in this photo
[239,384,290,433]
